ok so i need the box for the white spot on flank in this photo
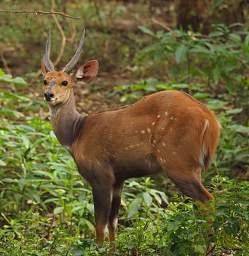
[162,142,166,147]
[157,149,160,153]
[157,114,161,119]
[153,139,156,144]
[152,121,156,126]
[172,151,176,155]
[141,130,145,134]
[147,128,151,133]
[170,116,174,120]
[96,160,101,167]
[165,111,168,116]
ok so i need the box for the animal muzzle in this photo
[44,92,54,101]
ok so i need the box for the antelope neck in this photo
[49,91,86,147]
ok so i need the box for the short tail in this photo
[200,118,220,170]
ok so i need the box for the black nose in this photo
[44,92,54,101]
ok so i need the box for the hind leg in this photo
[154,137,213,201]
[161,165,213,202]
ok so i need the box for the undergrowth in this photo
[0,67,248,255]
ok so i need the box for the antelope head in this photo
[41,29,99,106]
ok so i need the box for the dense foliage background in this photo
[0,1,248,255]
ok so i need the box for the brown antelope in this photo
[41,30,220,246]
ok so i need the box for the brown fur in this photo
[42,67,220,246]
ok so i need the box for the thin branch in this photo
[0,9,80,19]
[151,18,171,32]
[51,0,66,66]
[32,0,68,81]
[67,22,76,43]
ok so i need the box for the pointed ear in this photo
[75,60,99,81]
[41,61,48,76]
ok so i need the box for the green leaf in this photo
[171,83,189,89]
[138,26,155,37]
[54,207,64,214]
[175,45,187,64]
[12,77,28,87]
[229,124,249,135]
[0,68,5,76]
[21,136,30,149]
[143,192,152,206]
[128,197,142,218]
[193,92,210,99]
[0,74,27,87]
[207,99,225,110]
[226,108,242,115]
[0,159,6,166]
[0,108,24,118]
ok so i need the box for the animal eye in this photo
[44,80,48,85]
[61,80,68,86]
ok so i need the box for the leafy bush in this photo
[136,25,249,117]
[117,177,249,255]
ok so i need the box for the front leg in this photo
[108,181,123,242]
[92,182,113,246]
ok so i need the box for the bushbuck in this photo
[41,30,220,246]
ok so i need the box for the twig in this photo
[67,22,76,43]
[152,18,171,32]
[205,244,215,256]
[32,0,68,82]
[51,0,66,66]
[0,9,80,19]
